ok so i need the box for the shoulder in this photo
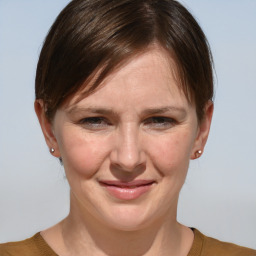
[191,229,256,256]
[0,233,57,256]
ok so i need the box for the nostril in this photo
[109,162,146,180]
[111,161,146,173]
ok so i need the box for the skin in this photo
[35,47,213,256]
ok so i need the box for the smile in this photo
[99,180,156,200]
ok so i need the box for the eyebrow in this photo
[141,106,186,116]
[67,106,118,116]
[67,106,186,117]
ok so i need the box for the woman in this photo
[1,0,255,255]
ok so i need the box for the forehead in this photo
[64,47,188,110]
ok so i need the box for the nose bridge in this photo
[112,122,144,171]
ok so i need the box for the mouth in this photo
[99,180,156,200]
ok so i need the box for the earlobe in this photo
[191,101,214,160]
[34,100,61,157]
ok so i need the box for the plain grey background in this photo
[0,0,255,249]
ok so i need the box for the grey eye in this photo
[144,117,176,128]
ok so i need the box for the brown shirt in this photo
[0,229,255,256]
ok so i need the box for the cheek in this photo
[57,128,110,178]
[147,131,195,175]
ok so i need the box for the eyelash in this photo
[143,116,176,129]
[79,117,111,129]
[78,116,176,130]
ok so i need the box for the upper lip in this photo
[99,180,156,188]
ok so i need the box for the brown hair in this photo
[35,0,214,121]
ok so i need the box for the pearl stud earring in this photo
[195,150,202,158]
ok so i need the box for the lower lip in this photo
[101,183,154,200]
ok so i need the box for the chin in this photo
[99,204,159,231]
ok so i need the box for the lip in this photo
[99,180,156,200]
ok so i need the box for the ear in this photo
[190,101,214,160]
[34,100,61,157]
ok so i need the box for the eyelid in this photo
[79,116,108,123]
[143,116,177,128]
[78,116,112,129]
[144,116,176,122]
[75,115,177,131]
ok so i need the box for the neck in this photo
[57,196,193,256]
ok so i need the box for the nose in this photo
[110,124,146,172]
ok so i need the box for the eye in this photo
[143,116,176,129]
[79,117,111,129]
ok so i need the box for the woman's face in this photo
[39,47,212,230]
